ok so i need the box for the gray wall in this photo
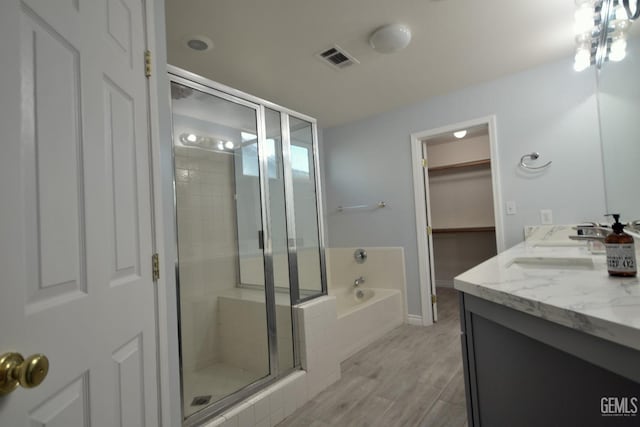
[321,56,607,316]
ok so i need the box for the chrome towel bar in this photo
[337,201,386,212]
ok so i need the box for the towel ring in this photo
[519,152,552,170]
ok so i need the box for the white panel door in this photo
[0,0,159,426]
[422,143,438,322]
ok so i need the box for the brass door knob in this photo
[0,352,49,395]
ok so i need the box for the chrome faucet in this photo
[619,220,640,240]
[354,276,365,287]
[570,221,640,242]
[569,224,610,242]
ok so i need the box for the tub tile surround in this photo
[326,247,407,359]
[325,246,408,319]
[202,249,409,426]
[295,296,342,399]
[203,296,340,427]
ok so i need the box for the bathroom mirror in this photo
[598,35,640,222]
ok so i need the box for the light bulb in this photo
[574,4,595,35]
[225,141,234,149]
[453,130,467,139]
[217,141,224,150]
[609,37,627,61]
[186,133,197,143]
[614,4,628,21]
[611,4,631,32]
[574,47,591,72]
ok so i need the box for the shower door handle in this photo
[258,230,264,250]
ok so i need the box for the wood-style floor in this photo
[278,287,467,427]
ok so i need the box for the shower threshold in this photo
[183,362,264,417]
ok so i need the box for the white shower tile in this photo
[270,408,284,427]
[294,374,309,409]
[269,387,283,414]
[282,380,298,417]
[253,394,270,423]
[202,416,226,427]
[237,406,255,427]
[221,415,239,427]
[223,400,252,419]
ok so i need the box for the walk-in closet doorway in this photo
[411,117,504,324]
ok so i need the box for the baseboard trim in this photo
[436,279,454,288]
[407,314,423,326]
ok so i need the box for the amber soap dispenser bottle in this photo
[604,214,637,277]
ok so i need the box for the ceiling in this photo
[426,124,488,146]
[165,0,579,128]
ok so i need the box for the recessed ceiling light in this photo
[185,35,213,52]
[454,130,467,139]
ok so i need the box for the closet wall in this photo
[426,131,497,287]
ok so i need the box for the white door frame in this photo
[410,115,505,326]
[145,1,183,426]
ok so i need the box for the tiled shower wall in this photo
[175,146,238,373]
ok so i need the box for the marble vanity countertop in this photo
[454,242,640,352]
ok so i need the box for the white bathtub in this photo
[329,287,403,361]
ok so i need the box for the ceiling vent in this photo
[316,45,359,70]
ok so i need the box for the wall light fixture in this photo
[573,0,640,71]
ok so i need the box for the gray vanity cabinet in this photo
[459,293,640,427]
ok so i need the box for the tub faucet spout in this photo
[354,276,365,287]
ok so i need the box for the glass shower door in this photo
[264,108,296,372]
[287,116,324,298]
[170,81,270,418]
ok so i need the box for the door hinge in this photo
[427,226,432,235]
[431,294,437,304]
[258,230,264,250]
[422,158,428,168]
[152,253,160,281]
[144,50,152,78]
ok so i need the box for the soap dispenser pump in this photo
[604,214,637,277]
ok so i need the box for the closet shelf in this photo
[432,226,496,234]
[428,158,491,173]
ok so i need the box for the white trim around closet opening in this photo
[410,115,504,326]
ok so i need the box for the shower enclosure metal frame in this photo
[167,65,327,425]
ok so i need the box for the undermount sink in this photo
[508,256,595,270]
[529,241,584,248]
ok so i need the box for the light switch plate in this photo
[506,201,517,215]
[540,209,553,225]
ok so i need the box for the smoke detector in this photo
[184,35,213,52]
[369,24,412,53]
[316,45,359,70]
